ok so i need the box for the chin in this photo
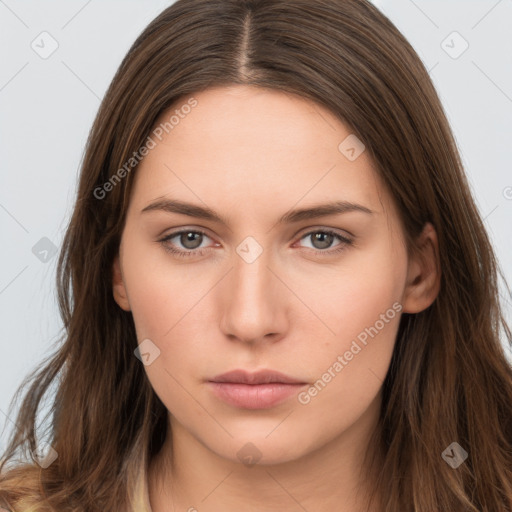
[205,432,313,467]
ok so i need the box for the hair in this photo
[1,0,512,510]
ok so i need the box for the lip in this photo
[210,369,306,385]
[207,369,308,409]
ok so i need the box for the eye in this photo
[295,229,353,256]
[159,229,215,258]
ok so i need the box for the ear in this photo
[402,222,441,314]
[112,254,131,311]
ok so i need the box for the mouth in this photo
[207,369,308,409]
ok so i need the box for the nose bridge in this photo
[221,239,286,342]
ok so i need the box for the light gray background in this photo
[1,0,511,453]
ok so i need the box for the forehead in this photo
[129,85,389,223]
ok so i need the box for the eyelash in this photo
[158,228,354,259]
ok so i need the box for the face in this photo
[112,85,438,467]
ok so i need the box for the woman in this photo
[1,0,511,511]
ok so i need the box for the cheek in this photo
[293,238,406,343]
[125,274,174,342]
[289,238,406,398]
[122,238,217,392]
[121,233,199,339]
[122,244,208,415]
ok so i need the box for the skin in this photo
[112,85,440,512]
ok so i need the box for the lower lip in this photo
[208,382,306,409]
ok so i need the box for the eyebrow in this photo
[141,198,374,225]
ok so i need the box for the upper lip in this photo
[209,369,306,385]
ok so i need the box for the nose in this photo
[219,246,289,345]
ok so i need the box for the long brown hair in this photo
[1,0,511,510]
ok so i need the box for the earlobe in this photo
[112,254,131,311]
[402,222,441,314]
